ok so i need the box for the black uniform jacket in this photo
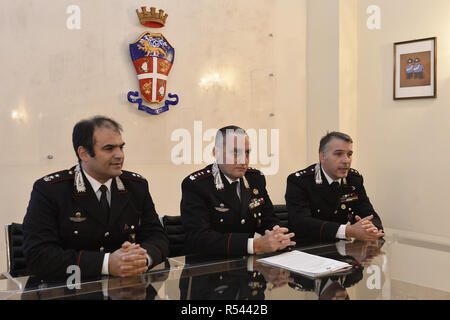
[23,166,169,279]
[180,164,280,256]
[285,164,383,243]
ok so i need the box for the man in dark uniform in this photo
[285,131,384,243]
[180,125,295,256]
[23,116,169,280]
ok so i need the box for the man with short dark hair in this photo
[23,116,169,280]
[180,125,295,256]
[285,131,384,243]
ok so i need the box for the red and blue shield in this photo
[129,32,175,103]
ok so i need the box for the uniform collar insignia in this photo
[314,163,322,185]
[212,161,224,190]
[212,162,250,191]
[115,176,125,191]
[242,175,250,189]
[74,164,125,193]
[74,164,87,193]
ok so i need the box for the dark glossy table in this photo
[1,234,449,300]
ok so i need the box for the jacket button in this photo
[73,231,78,235]
[99,247,104,252]
[104,232,110,237]
[241,219,245,224]
[220,219,224,223]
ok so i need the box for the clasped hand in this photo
[109,241,149,277]
[253,225,296,254]
[346,215,385,242]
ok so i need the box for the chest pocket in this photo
[63,210,98,240]
[211,205,234,225]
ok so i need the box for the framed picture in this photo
[394,37,436,100]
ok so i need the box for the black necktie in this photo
[230,181,241,204]
[330,181,340,192]
[99,185,110,216]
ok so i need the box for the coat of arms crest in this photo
[127,7,178,115]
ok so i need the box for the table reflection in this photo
[287,240,385,300]
[178,239,385,300]
[1,235,448,300]
[20,260,172,300]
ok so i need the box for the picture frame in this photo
[393,37,436,100]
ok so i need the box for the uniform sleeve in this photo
[137,180,169,267]
[180,179,249,256]
[23,181,104,279]
[352,176,383,230]
[285,175,340,242]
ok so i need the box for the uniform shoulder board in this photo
[348,168,361,176]
[246,167,264,175]
[188,168,212,182]
[41,169,74,184]
[121,170,147,181]
[294,166,315,178]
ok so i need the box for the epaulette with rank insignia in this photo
[294,167,315,178]
[348,168,361,176]
[246,167,264,175]
[121,170,147,182]
[189,168,212,182]
[41,169,74,184]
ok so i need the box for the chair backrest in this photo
[5,223,28,277]
[273,204,289,228]
[161,215,186,258]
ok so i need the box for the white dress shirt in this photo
[321,168,348,240]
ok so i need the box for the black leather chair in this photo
[5,223,29,277]
[273,204,289,228]
[161,215,186,258]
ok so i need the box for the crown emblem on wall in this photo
[136,6,168,28]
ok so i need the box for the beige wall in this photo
[0,0,308,272]
[357,0,450,240]
[307,0,450,242]
[306,0,358,165]
[306,0,340,164]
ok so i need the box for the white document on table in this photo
[258,250,352,278]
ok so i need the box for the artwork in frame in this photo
[394,37,436,100]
